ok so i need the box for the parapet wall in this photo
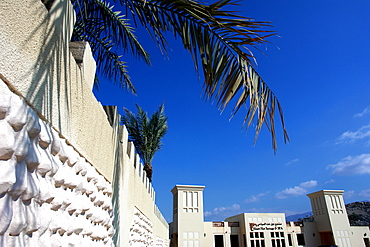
[111,118,169,247]
[0,0,114,181]
[0,0,169,246]
[0,80,114,245]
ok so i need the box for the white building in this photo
[169,185,370,247]
[171,185,206,247]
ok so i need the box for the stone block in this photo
[21,171,39,202]
[24,198,40,235]
[38,120,52,149]
[0,193,13,234]
[13,127,30,162]
[9,161,28,198]
[0,157,16,194]
[0,120,15,160]
[50,128,61,156]
[25,139,40,172]
[7,197,27,236]
[6,95,27,131]
[25,111,40,139]
[0,81,11,119]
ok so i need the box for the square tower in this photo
[171,185,205,247]
[307,190,353,246]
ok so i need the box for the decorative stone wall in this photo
[155,237,169,247]
[0,0,169,245]
[0,80,114,246]
[129,207,154,246]
[127,207,168,247]
[115,129,170,247]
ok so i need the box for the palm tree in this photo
[70,0,289,151]
[121,104,168,182]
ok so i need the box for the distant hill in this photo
[285,201,370,226]
[286,212,312,222]
[346,201,370,226]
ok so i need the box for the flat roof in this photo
[307,189,344,197]
[171,184,205,193]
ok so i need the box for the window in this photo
[250,232,265,247]
[230,235,239,247]
[194,192,198,207]
[364,238,370,247]
[215,235,224,247]
[173,192,178,211]
[271,232,285,247]
[228,222,240,227]
[287,234,292,246]
[336,231,350,247]
[188,191,193,208]
[213,222,224,227]
[182,191,199,213]
[297,233,305,246]
[183,232,199,247]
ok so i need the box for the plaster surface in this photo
[0,80,114,246]
[0,0,170,246]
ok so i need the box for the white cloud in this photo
[328,154,370,175]
[324,179,335,184]
[359,189,370,198]
[354,106,370,118]
[285,158,299,166]
[336,125,370,144]
[204,204,241,221]
[275,187,306,199]
[275,180,318,199]
[244,192,269,203]
[343,190,355,199]
[300,180,318,188]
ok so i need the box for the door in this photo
[231,235,240,247]
[215,235,224,247]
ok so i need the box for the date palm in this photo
[70,0,289,151]
[121,104,168,182]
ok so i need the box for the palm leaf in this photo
[71,0,151,92]
[119,0,288,151]
[121,104,168,181]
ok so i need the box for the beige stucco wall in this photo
[301,221,321,247]
[307,190,368,246]
[350,226,370,247]
[0,0,114,181]
[1,0,169,246]
[0,78,114,246]
[203,222,214,246]
[171,185,205,247]
[115,126,169,247]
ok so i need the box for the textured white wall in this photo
[0,0,115,182]
[0,0,169,246]
[0,80,114,246]
[113,126,169,247]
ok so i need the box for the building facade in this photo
[170,185,370,247]
[171,185,206,247]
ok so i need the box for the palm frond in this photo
[121,104,168,166]
[118,0,288,151]
[71,0,151,91]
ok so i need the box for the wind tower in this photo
[170,185,205,247]
[307,190,353,246]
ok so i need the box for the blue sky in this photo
[94,0,370,222]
